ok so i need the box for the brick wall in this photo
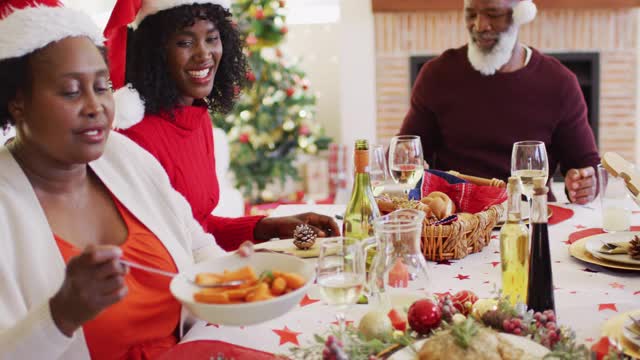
[375,9,638,162]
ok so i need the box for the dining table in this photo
[161,202,640,359]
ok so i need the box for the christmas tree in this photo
[212,0,332,203]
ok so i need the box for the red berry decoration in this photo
[239,133,250,144]
[451,290,478,315]
[408,299,442,335]
[255,9,265,20]
[286,87,295,97]
[387,309,407,331]
[246,71,256,82]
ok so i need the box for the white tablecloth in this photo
[183,204,640,356]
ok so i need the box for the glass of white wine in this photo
[317,237,366,338]
[389,135,424,196]
[370,144,388,197]
[511,141,549,202]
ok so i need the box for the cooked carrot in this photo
[195,273,224,286]
[246,282,272,302]
[280,272,306,290]
[270,277,287,295]
[194,290,230,304]
[222,266,258,283]
[226,285,258,301]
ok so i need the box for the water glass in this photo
[598,164,631,232]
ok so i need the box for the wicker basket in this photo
[421,204,504,261]
[423,171,506,261]
[384,171,506,261]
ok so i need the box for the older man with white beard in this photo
[397,0,600,204]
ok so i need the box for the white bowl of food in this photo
[170,252,315,326]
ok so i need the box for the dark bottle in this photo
[526,177,556,314]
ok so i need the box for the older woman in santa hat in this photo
[0,1,250,359]
[104,0,340,252]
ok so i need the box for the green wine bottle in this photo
[343,139,381,243]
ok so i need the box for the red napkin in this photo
[548,205,574,225]
[157,340,276,360]
[567,226,640,244]
[420,171,507,213]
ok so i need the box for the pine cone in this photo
[481,309,510,331]
[630,235,640,259]
[293,224,317,250]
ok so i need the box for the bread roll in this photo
[421,191,456,220]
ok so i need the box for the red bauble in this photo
[286,87,295,97]
[451,290,479,315]
[239,133,250,144]
[246,71,256,82]
[255,9,265,20]
[408,299,442,335]
[280,26,289,34]
[279,0,286,7]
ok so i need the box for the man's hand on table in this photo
[565,166,597,205]
[253,212,341,241]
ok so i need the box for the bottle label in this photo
[354,150,369,173]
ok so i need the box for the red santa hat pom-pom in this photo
[513,0,537,26]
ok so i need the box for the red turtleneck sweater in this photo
[119,106,264,251]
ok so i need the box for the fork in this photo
[119,260,245,288]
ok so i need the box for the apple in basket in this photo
[170,253,314,326]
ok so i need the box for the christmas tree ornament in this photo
[408,299,442,335]
[451,290,479,316]
[293,224,317,250]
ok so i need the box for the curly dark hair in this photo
[0,55,29,129]
[128,4,247,116]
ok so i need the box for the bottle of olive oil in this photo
[499,177,530,305]
[343,140,381,243]
[526,178,556,314]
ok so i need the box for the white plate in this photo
[388,333,549,360]
[170,253,315,326]
[584,232,640,266]
[623,318,640,348]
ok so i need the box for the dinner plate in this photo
[601,310,640,358]
[584,232,640,266]
[253,237,334,258]
[387,333,549,360]
[569,237,640,271]
[622,318,640,348]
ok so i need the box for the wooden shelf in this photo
[372,0,640,12]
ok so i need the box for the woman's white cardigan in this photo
[0,132,226,359]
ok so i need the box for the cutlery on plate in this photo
[119,259,245,288]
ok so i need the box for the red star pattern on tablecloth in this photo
[206,323,220,328]
[299,294,320,307]
[609,282,625,289]
[598,303,618,312]
[272,326,302,346]
[575,225,587,229]
[483,281,490,284]
[634,291,640,295]
[570,291,577,294]
[455,274,470,280]
[585,337,594,342]
[434,292,451,298]
[489,261,500,268]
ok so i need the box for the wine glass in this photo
[510,141,549,202]
[388,135,424,197]
[317,237,366,340]
[370,144,388,197]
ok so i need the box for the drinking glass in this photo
[370,144,388,197]
[598,164,631,232]
[317,237,366,338]
[511,141,549,202]
[388,136,424,196]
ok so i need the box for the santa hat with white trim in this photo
[104,0,230,129]
[0,0,104,61]
[512,0,537,26]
